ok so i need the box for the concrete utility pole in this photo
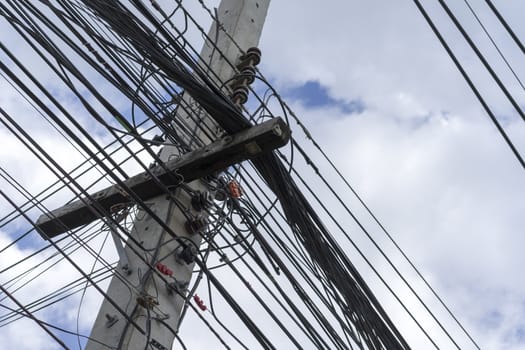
[84,1,270,349]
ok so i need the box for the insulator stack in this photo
[230,47,261,107]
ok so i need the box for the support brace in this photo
[108,223,132,275]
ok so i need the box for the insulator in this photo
[214,190,227,201]
[185,215,209,235]
[193,294,207,311]
[175,244,197,265]
[191,191,212,212]
[156,262,173,276]
[231,85,249,106]
[230,65,257,90]
[246,46,262,58]
[241,66,256,84]
[236,46,261,69]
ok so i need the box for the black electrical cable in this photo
[0,263,70,349]
[437,0,525,123]
[233,165,376,348]
[285,114,481,349]
[217,206,347,350]
[0,1,476,348]
[250,155,410,348]
[76,228,111,350]
[203,220,310,350]
[462,0,525,92]
[0,267,114,327]
[21,5,312,344]
[0,1,270,348]
[283,141,460,348]
[228,191,365,349]
[0,31,198,249]
[411,0,525,170]
[0,189,147,336]
[0,117,158,231]
[0,303,115,349]
[483,0,525,55]
[0,105,198,342]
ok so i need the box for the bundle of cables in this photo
[77,0,410,348]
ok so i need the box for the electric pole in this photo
[83,1,270,349]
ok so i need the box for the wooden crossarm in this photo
[36,117,290,238]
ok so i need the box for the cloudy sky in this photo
[1,0,525,349]
[260,1,525,349]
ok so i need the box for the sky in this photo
[1,0,525,349]
[259,0,525,348]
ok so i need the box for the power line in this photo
[0,282,70,349]
[436,0,525,123]
[0,1,482,348]
[484,0,525,55]
[411,0,525,170]
[463,0,525,92]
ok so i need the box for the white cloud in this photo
[258,1,525,348]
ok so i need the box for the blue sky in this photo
[284,80,365,114]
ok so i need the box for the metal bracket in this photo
[167,279,189,295]
[150,339,168,350]
[108,222,132,275]
[105,313,118,328]
[136,294,159,309]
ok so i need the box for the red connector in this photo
[228,180,242,198]
[193,294,207,311]
[155,262,173,277]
